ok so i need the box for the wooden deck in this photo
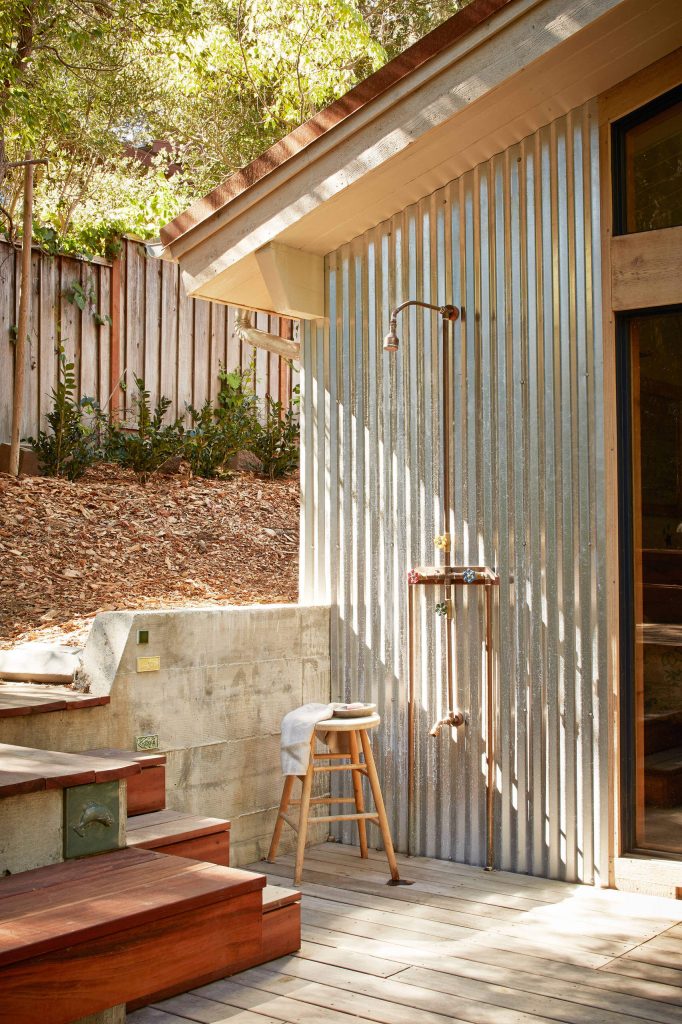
[128,843,682,1024]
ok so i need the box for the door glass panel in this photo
[630,310,682,854]
[624,98,682,233]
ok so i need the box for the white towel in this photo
[280,702,335,775]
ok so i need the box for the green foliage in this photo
[1,2,470,258]
[105,376,184,483]
[251,388,300,479]
[183,364,259,477]
[27,347,98,480]
[65,277,112,325]
[28,353,300,482]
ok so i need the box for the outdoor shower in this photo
[384,300,499,871]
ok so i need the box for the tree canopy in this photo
[1,1,467,259]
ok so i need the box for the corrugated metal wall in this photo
[300,99,609,884]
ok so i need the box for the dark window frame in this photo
[611,83,682,236]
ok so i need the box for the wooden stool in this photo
[267,713,400,885]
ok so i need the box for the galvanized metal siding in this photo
[300,100,608,883]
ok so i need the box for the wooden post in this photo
[9,157,34,477]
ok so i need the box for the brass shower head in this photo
[383,300,459,354]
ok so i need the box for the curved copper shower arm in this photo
[384,300,459,351]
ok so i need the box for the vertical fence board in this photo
[38,253,58,427]
[208,303,226,404]
[98,265,111,408]
[226,306,241,372]
[124,240,145,417]
[144,250,161,407]
[159,258,178,408]
[23,250,41,438]
[80,263,99,402]
[0,246,15,442]
[59,258,80,400]
[254,311,269,404]
[176,276,193,418]
[193,297,210,408]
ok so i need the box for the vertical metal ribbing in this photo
[302,99,606,882]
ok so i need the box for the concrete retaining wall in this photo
[1,604,331,865]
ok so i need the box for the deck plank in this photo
[296,926,682,1020]
[261,863,522,922]
[228,962,560,1024]
[601,957,682,987]
[261,868,521,928]
[301,921,679,1007]
[147,991,286,1023]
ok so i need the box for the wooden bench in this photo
[0,847,265,1024]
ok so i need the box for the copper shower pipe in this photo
[384,300,461,855]
[384,300,498,870]
[485,581,494,872]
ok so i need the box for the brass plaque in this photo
[64,781,120,859]
[136,655,160,672]
[135,733,159,752]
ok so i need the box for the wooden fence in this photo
[0,237,298,444]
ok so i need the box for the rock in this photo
[158,455,183,475]
[0,443,40,477]
[225,450,264,474]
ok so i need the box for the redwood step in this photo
[0,682,109,719]
[126,808,230,866]
[0,742,139,799]
[0,848,265,1024]
[126,880,301,1011]
[82,748,166,816]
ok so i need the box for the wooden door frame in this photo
[598,48,682,886]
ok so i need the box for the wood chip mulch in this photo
[0,464,299,650]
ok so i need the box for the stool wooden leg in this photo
[267,774,295,862]
[294,735,316,886]
[359,729,400,881]
[348,729,368,858]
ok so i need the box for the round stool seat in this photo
[315,713,380,732]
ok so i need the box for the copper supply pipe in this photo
[441,314,456,735]
[485,582,494,871]
[407,579,416,856]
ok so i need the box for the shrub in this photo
[27,348,98,480]
[105,377,183,483]
[182,400,236,478]
[251,388,300,479]
[183,365,261,478]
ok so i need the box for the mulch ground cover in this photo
[0,463,299,649]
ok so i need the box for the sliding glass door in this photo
[621,310,682,856]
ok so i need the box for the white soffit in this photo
[176,0,682,313]
[192,242,324,320]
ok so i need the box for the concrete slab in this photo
[0,643,82,683]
